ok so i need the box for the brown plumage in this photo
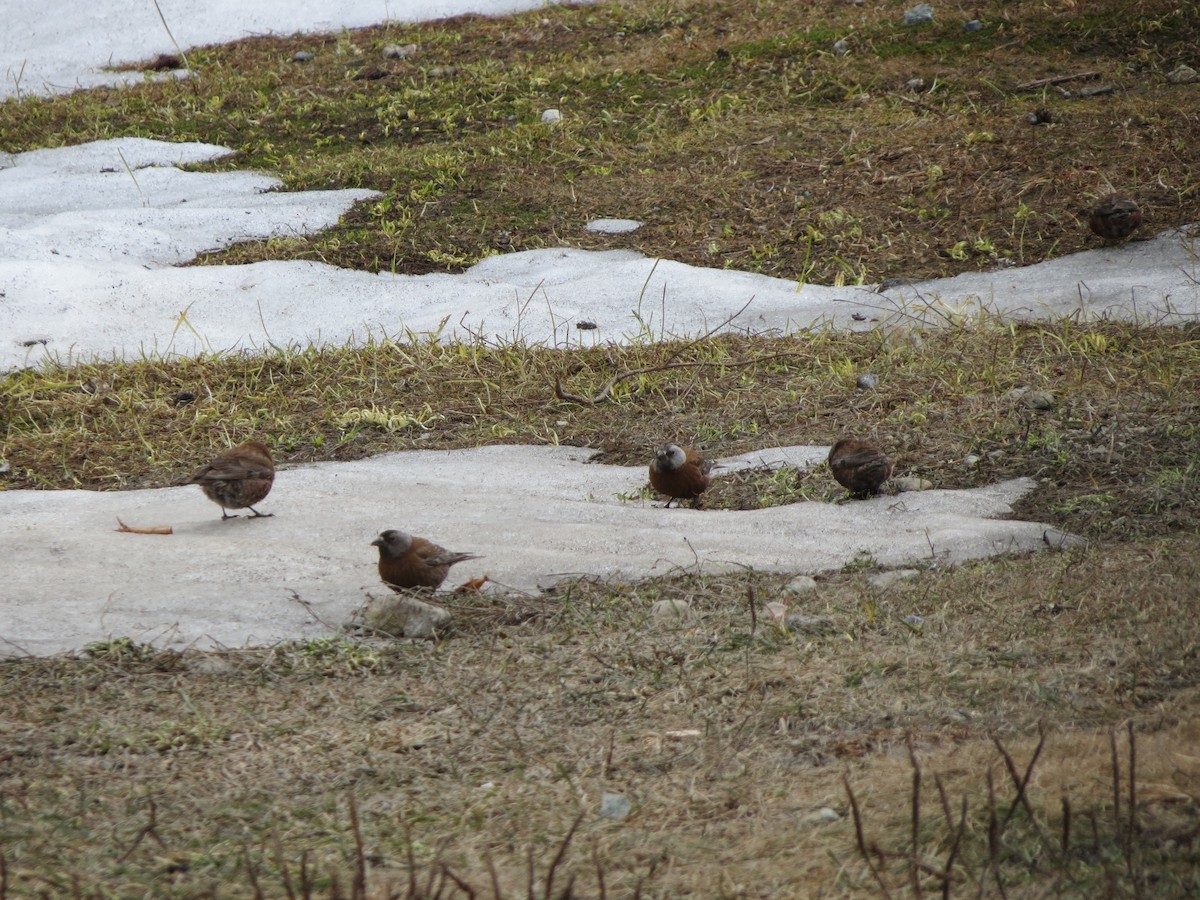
[372,529,480,592]
[828,439,893,497]
[188,440,275,519]
[1088,194,1142,242]
[649,443,713,508]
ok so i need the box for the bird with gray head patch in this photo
[649,443,713,508]
[828,438,894,497]
[372,529,481,591]
[187,440,275,519]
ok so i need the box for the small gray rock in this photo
[903,614,925,629]
[905,77,927,92]
[785,575,818,596]
[1167,65,1198,85]
[292,51,315,63]
[856,373,880,390]
[586,218,643,234]
[541,108,562,125]
[599,793,632,820]
[358,593,450,639]
[383,43,418,59]
[963,454,981,468]
[902,4,934,26]
[832,39,849,57]
[868,569,920,590]
[962,19,983,32]
[799,807,841,826]
[1021,390,1056,410]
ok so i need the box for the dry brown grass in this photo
[4,321,1198,540]
[2,536,1198,895]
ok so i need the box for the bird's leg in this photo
[246,507,274,518]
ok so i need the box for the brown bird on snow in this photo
[649,443,714,508]
[1087,194,1142,242]
[188,440,275,519]
[828,439,893,497]
[372,529,481,592]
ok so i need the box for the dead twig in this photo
[844,774,893,899]
[117,796,169,862]
[544,812,585,899]
[115,516,173,535]
[1015,71,1099,90]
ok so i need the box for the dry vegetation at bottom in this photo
[2,536,1198,896]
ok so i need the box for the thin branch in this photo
[1015,71,1099,91]
[844,775,893,899]
[543,812,584,899]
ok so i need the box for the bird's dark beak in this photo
[370,538,383,547]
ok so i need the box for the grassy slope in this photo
[1,0,1199,895]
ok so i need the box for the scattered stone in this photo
[541,108,562,125]
[868,569,920,589]
[357,593,450,639]
[0,459,9,475]
[891,476,933,492]
[1167,65,1198,85]
[856,373,880,390]
[1043,529,1088,553]
[1079,84,1114,98]
[599,793,632,821]
[382,43,418,59]
[905,77,927,92]
[292,51,315,63]
[832,39,849,57]
[427,65,458,78]
[903,614,925,629]
[785,575,818,596]
[902,4,934,26]
[650,598,694,622]
[799,807,841,826]
[986,449,1004,461]
[1026,108,1053,125]
[962,19,983,32]
[1021,390,1056,410]
[762,601,789,626]
[963,454,981,468]
[1006,386,1055,410]
[585,218,642,234]
[784,614,838,635]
